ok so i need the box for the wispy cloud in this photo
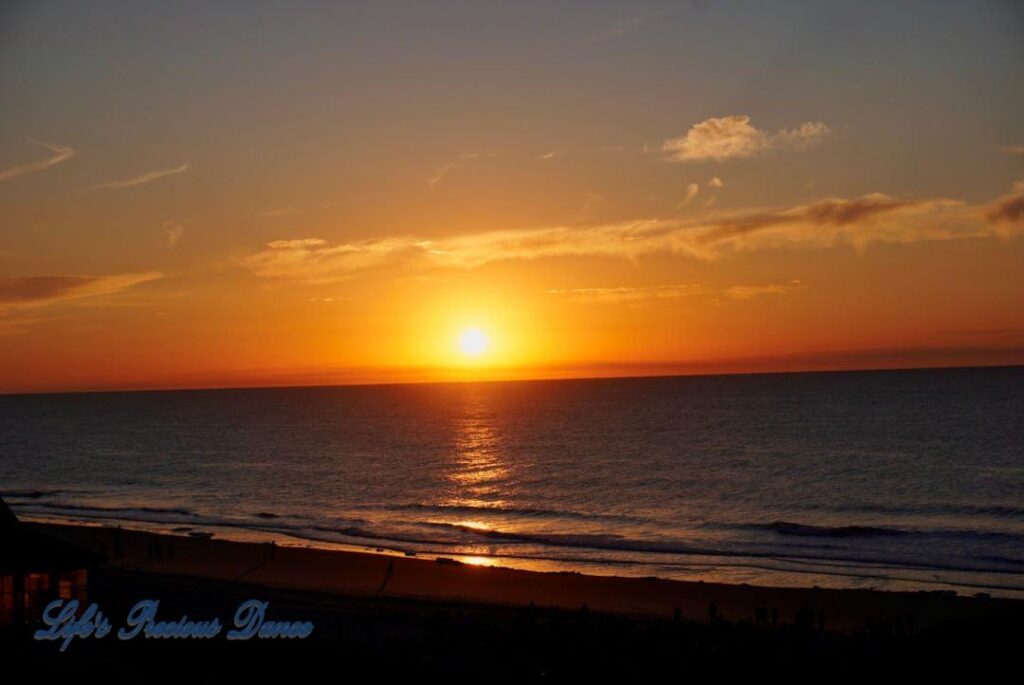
[1001,145,1024,156]
[460,151,499,160]
[934,327,1021,340]
[536,151,558,160]
[0,139,76,183]
[260,208,296,218]
[546,281,805,305]
[725,280,805,300]
[547,284,704,304]
[428,162,459,188]
[708,176,724,188]
[0,272,162,310]
[986,181,1024,226]
[587,9,669,44]
[662,115,830,162]
[163,221,184,246]
[428,152,499,187]
[677,183,700,207]
[89,163,188,190]
[241,183,1024,284]
[0,311,50,337]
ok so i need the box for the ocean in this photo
[2,366,1022,596]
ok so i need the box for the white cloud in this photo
[662,115,831,162]
[708,176,724,188]
[775,121,831,149]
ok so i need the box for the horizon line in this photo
[2,361,1020,398]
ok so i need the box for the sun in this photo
[458,327,490,357]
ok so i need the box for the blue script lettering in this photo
[34,599,112,652]
[118,599,222,640]
[227,599,314,640]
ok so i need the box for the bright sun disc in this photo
[458,328,489,357]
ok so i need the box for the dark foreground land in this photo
[6,523,1023,680]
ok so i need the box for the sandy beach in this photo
[32,521,1022,632]
[2,520,1018,681]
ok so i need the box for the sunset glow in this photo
[0,2,1022,394]
[458,328,490,358]
[2,5,1022,673]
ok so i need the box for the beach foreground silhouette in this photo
[11,522,1021,679]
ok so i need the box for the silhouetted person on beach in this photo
[579,603,590,626]
[708,601,718,625]
[796,604,814,631]
[771,607,779,628]
[519,602,537,630]
[376,559,395,594]
[673,607,682,624]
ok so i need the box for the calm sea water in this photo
[2,367,1022,596]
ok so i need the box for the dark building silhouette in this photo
[0,496,99,630]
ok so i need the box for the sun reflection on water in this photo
[442,396,511,510]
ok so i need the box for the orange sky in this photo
[1,2,1023,393]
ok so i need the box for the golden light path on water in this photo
[443,394,510,512]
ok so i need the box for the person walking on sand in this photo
[708,601,718,625]
[376,558,395,595]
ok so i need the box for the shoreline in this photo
[18,511,1024,599]
[30,520,1022,635]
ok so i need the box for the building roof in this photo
[0,496,101,573]
[0,495,19,528]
